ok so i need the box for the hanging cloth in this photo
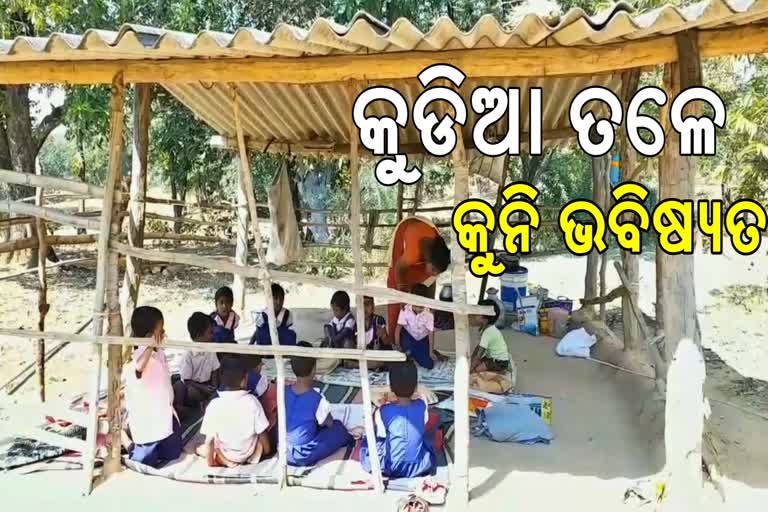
[266,161,303,265]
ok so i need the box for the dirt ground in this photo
[0,241,766,510]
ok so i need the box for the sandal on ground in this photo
[416,478,448,505]
[397,494,430,512]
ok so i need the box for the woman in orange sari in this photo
[386,217,451,342]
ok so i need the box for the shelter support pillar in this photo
[34,160,48,402]
[231,85,288,487]
[478,155,509,302]
[619,69,644,350]
[584,155,607,311]
[450,128,471,509]
[658,31,705,510]
[84,74,126,493]
[347,81,384,494]
[232,158,249,312]
[120,84,152,338]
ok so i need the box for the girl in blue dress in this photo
[285,342,352,466]
[251,283,297,347]
[360,359,435,478]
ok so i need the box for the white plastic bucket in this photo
[500,268,528,308]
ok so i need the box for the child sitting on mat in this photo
[470,300,512,374]
[211,286,239,344]
[197,358,271,467]
[322,290,356,349]
[395,284,439,370]
[172,312,220,416]
[285,341,353,466]
[360,359,435,479]
[125,306,182,469]
[364,295,389,350]
[251,283,297,347]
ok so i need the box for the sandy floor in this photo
[0,242,767,510]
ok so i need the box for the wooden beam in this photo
[0,25,766,86]
[449,117,471,510]
[144,211,231,228]
[83,73,125,495]
[658,31,704,511]
[0,328,408,361]
[0,168,106,198]
[120,83,152,336]
[2,200,100,230]
[226,128,577,156]
[348,80,384,494]
[232,85,289,489]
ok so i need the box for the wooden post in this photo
[450,127,471,509]
[596,155,610,322]
[658,31,704,509]
[83,74,125,495]
[584,156,604,310]
[396,182,405,222]
[232,165,249,312]
[120,84,151,337]
[478,157,509,302]
[231,85,288,487]
[34,160,48,402]
[619,69,644,349]
[348,81,384,493]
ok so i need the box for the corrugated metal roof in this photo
[0,0,767,61]
[1,1,764,180]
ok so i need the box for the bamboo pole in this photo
[0,328,407,361]
[111,242,493,316]
[144,211,231,228]
[231,84,288,488]
[348,81,384,494]
[232,167,249,312]
[0,168,107,198]
[83,73,125,495]
[120,83,151,337]
[478,156,509,301]
[2,319,93,395]
[2,200,100,230]
[34,162,48,403]
[450,121,471,509]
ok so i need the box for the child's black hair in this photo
[131,306,163,338]
[271,283,285,300]
[411,284,431,299]
[389,359,418,398]
[219,357,247,391]
[426,237,450,273]
[290,341,316,378]
[214,286,234,303]
[242,353,263,370]
[330,290,351,312]
[187,311,213,340]
[477,299,500,325]
[363,295,374,305]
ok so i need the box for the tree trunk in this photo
[76,132,88,235]
[584,155,608,310]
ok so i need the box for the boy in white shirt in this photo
[172,312,221,416]
[197,358,271,467]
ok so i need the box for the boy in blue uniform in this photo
[285,342,352,466]
[360,359,435,478]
